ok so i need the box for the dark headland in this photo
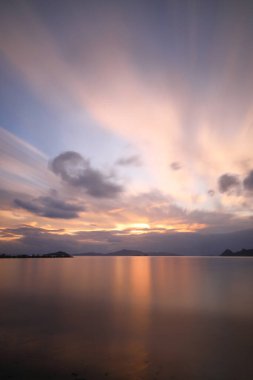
[0,251,72,259]
[221,248,253,257]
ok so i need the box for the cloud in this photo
[208,190,215,197]
[111,189,253,233]
[1,225,253,256]
[14,196,84,219]
[49,151,123,198]
[243,170,253,191]
[0,127,55,194]
[116,155,142,166]
[1,0,253,217]
[170,162,182,171]
[218,173,240,193]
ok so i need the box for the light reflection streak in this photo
[0,257,253,379]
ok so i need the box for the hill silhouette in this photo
[0,251,72,259]
[221,248,253,257]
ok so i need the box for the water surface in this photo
[0,257,253,379]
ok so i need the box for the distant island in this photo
[1,248,253,258]
[0,251,72,259]
[76,249,148,256]
[0,249,176,258]
[75,249,176,257]
[221,249,253,257]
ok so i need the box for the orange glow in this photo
[113,222,206,235]
[0,235,21,241]
[172,223,207,232]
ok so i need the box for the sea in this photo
[0,256,253,380]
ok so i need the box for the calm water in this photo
[0,257,253,380]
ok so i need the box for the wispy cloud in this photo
[0,127,54,193]
[116,155,142,167]
[170,162,182,171]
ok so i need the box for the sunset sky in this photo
[1,0,253,255]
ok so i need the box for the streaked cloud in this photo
[0,1,253,253]
[0,127,56,193]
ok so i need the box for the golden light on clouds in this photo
[0,1,253,254]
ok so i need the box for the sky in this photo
[1,0,253,255]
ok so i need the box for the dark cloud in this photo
[0,188,26,210]
[208,190,215,197]
[49,151,123,198]
[116,155,142,166]
[1,225,253,256]
[14,196,84,219]
[218,173,240,193]
[243,170,253,191]
[170,162,182,171]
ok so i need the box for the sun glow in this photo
[113,222,207,235]
[116,223,150,231]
